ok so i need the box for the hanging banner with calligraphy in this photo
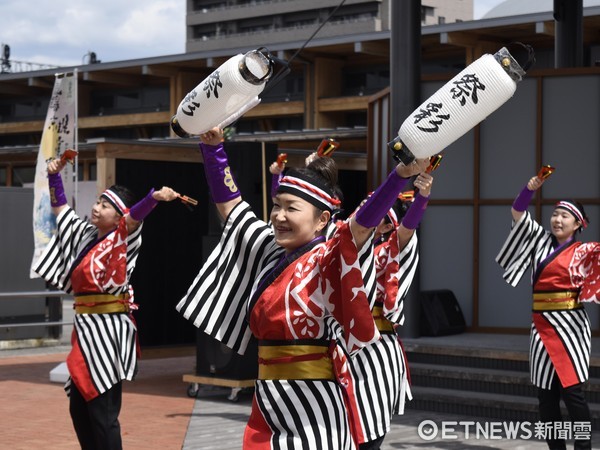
[30,72,77,278]
[389,45,535,165]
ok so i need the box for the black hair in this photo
[294,158,341,224]
[321,163,344,219]
[107,185,137,209]
[294,157,341,202]
[562,199,589,233]
[304,156,339,188]
[332,184,344,207]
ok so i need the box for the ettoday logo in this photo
[417,420,591,442]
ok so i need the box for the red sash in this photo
[533,313,579,388]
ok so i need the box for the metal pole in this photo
[74,68,79,211]
[554,0,583,67]
[391,0,422,339]
[390,0,421,146]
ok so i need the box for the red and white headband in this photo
[278,170,340,212]
[101,188,129,216]
[555,201,587,228]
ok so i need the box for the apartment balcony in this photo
[186,17,382,53]
[187,0,381,25]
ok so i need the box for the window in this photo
[12,166,35,187]
[77,163,83,181]
[342,66,389,96]
[75,161,97,181]
[235,116,304,133]
[0,97,49,122]
[331,3,379,23]
[193,24,218,39]
[238,17,272,33]
[89,163,97,181]
[192,0,227,12]
[90,86,169,116]
[421,6,434,22]
[261,73,304,103]
[84,124,170,141]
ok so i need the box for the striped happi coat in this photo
[34,206,142,400]
[350,231,419,443]
[496,211,600,389]
[177,201,379,450]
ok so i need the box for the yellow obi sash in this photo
[258,341,334,380]
[533,291,580,312]
[372,305,395,332]
[74,293,130,314]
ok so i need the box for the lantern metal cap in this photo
[493,47,528,83]
[387,136,416,165]
[239,49,273,86]
[170,115,190,138]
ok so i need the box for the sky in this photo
[0,0,505,70]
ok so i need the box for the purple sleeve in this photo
[48,172,67,207]
[512,184,535,212]
[129,189,158,221]
[271,173,282,198]
[355,170,409,228]
[199,142,241,203]
[401,193,429,230]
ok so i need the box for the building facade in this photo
[1,4,599,344]
[186,0,473,53]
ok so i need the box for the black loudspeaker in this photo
[196,331,258,379]
[420,289,466,337]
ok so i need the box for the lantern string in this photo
[260,0,347,97]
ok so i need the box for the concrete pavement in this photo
[2,337,600,449]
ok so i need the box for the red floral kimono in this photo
[497,211,600,388]
[177,201,379,450]
[34,206,142,400]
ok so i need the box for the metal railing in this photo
[0,291,72,329]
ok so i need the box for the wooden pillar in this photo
[303,63,315,130]
[313,57,344,129]
[96,143,116,194]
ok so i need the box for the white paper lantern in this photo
[171,49,273,137]
[389,47,529,164]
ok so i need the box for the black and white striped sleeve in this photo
[496,211,550,287]
[176,201,281,354]
[33,206,96,292]
[387,232,419,324]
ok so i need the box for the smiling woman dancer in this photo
[176,127,429,450]
[496,172,599,450]
[34,157,179,450]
